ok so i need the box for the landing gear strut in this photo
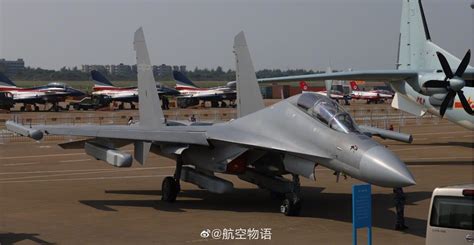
[161,156,182,202]
[280,174,302,216]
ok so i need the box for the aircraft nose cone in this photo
[359,146,415,187]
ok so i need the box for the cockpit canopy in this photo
[297,93,358,134]
[47,82,68,88]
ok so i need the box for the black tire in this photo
[280,197,302,216]
[162,176,179,202]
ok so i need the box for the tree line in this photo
[11,66,323,81]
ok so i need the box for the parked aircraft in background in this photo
[6,29,415,217]
[91,70,179,109]
[173,71,236,108]
[349,81,394,104]
[299,81,346,100]
[0,72,85,111]
[258,0,474,130]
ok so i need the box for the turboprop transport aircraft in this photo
[259,0,474,130]
[6,28,415,216]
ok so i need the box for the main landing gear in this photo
[279,174,302,216]
[161,156,183,202]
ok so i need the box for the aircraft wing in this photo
[206,125,330,160]
[6,121,209,146]
[258,69,474,83]
[257,70,419,83]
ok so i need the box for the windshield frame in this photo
[297,93,359,134]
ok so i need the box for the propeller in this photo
[424,50,473,117]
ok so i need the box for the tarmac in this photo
[0,101,472,244]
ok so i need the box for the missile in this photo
[84,142,132,167]
[180,166,234,194]
[5,120,43,141]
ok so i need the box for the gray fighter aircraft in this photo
[6,28,415,216]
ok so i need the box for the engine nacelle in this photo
[418,73,448,96]
[283,154,316,180]
[85,142,132,167]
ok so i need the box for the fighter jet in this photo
[0,72,85,111]
[173,71,236,108]
[6,28,415,216]
[91,70,179,109]
[258,0,474,130]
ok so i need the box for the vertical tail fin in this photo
[0,72,17,87]
[349,81,360,91]
[234,31,265,118]
[398,0,467,70]
[134,27,165,130]
[299,81,309,91]
[173,71,199,89]
[325,66,333,98]
[91,70,114,87]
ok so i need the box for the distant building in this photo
[153,64,172,77]
[0,58,25,76]
[82,65,107,74]
[107,63,132,76]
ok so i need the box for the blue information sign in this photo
[352,184,372,245]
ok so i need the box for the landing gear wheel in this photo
[162,176,179,202]
[280,197,302,216]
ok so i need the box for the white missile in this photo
[85,142,132,167]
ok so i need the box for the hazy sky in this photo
[0,0,472,71]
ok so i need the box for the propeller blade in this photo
[439,91,456,117]
[457,91,473,115]
[436,52,454,79]
[454,49,471,77]
[424,80,447,88]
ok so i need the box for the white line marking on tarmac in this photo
[0,166,174,175]
[0,152,85,160]
[412,131,467,136]
[391,146,456,152]
[59,159,90,163]
[402,156,473,161]
[0,166,175,178]
[3,162,40,166]
[414,138,428,141]
[0,174,168,184]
